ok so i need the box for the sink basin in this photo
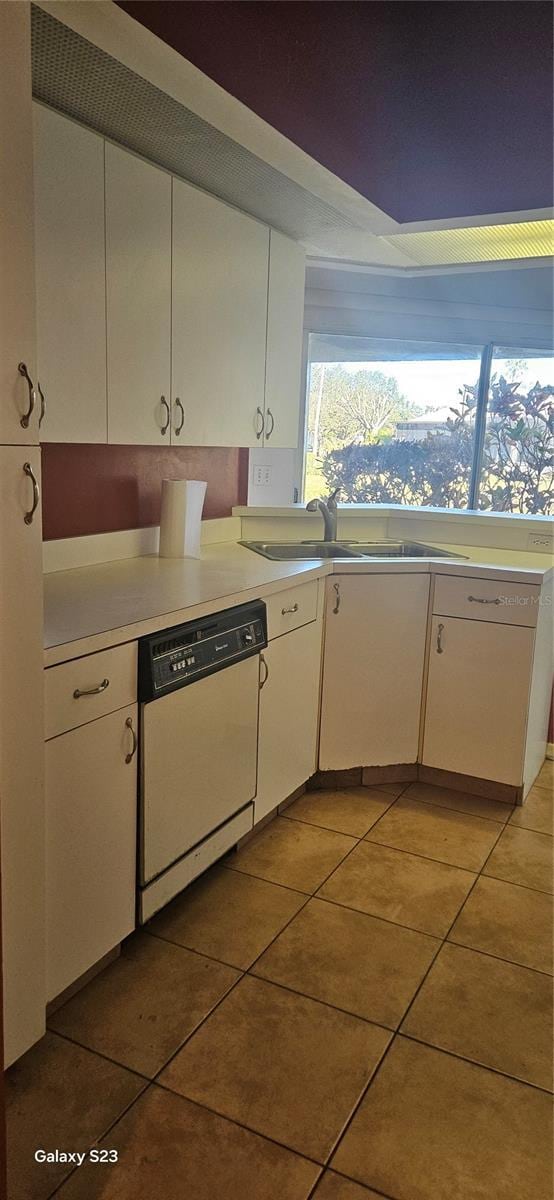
[239,541,364,560]
[342,541,467,559]
[240,539,467,561]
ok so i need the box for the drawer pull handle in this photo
[160,396,170,435]
[73,678,110,699]
[255,407,265,440]
[259,654,269,689]
[174,397,185,435]
[38,382,46,428]
[125,716,137,764]
[332,582,341,614]
[437,622,444,654]
[281,603,299,615]
[23,462,40,524]
[18,362,36,429]
[266,408,275,438]
[468,595,500,605]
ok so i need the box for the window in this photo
[303,334,554,515]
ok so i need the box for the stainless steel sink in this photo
[239,541,364,560]
[240,539,467,561]
[342,541,467,559]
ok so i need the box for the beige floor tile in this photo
[253,897,438,1028]
[227,816,356,894]
[6,1031,144,1200]
[313,1171,385,1199]
[48,930,239,1076]
[285,788,394,837]
[537,760,554,789]
[449,875,554,974]
[365,797,500,871]
[511,785,554,835]
[483,825,553,893]
[401,942,554,1090]
[56,1085,319,1200]
[159,974,390,1161]
[405,780,513,823]
[365,780,408,797]
[148,865,305,969]
[332,1037,554,1200]
[318,840,475,937]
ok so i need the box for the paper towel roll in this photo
[158,479,207,559]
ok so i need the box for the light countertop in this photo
[43,540,553,667]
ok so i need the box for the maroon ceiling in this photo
[117,1,553,223]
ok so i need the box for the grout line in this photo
[362,829,490,873]
[44,1027,151,1082]
[446,935,553,977]
[398,1032,554,1096]
[480,868,553,896]
[143,926,248,971]
[47,1074,151,1198]
[408,793,514,825]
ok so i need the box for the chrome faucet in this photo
[305,488,342,541]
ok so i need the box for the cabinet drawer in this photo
[266,580,319,639]
[433,575,540,627]
[45,643,137,739]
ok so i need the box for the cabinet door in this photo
[423,617,533,786]
[320,575,430,770]
[256,620,322,823]
[106,144,171,444]
[263,231,306,449]
[171,176,269,446]
[45,705,138,1000]
[0,3,38,444]
[0,447,45,1064]
[34,105,107,443]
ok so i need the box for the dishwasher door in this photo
[140,654,259,884]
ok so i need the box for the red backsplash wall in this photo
[41,444,248,540]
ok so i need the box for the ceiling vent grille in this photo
[31,5,361,243]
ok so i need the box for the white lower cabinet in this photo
[319,574,430,770]
[422,616,534,786]
[45,704,138,1000]
[256,619,322,823]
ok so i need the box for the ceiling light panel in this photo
[383,220,554,265]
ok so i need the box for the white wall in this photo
[304,263,553,349]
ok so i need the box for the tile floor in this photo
[7,769,554,1200]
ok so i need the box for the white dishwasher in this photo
[138,600,267,921]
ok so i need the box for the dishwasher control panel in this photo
[138,600,267,702]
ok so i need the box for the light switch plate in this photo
[252,465,273,487]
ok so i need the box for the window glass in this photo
[304,335,483,508]
[476,347,554,515]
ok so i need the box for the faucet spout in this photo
[305,488,341,541]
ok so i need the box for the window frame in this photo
[299,330,553,515]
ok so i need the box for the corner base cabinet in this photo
[45,704,138,1001]
[319,574,430,770]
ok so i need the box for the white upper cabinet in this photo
[0,3,38,444]
[34,104,107,443]
[263,230,306,448]
[106,143,171,445]
[171,176,269,447]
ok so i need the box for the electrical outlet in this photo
[527,532,554,552]
[252,465,272,487]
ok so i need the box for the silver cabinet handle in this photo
[259,653,269,689]
[160,396,170,436]
[437,622,445,653]
[266,408,275,439]
[38,382,46,428]
[468,595,500,605]
[332,581,341,614]
[23,462,40,525]
[281,602,299,615]
[174,397,185,436]
[125,716,137,764]
[73,678,109,699]
[18,362,36,429]
[255,407,265,440]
